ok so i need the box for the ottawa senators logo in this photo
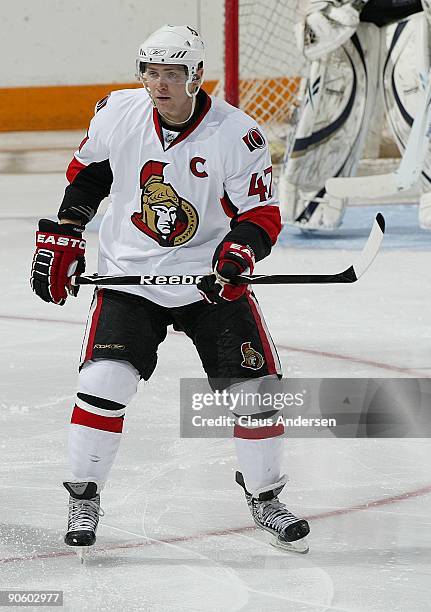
[131,160,199,246]
[242,127,266,152]
[240,342,264,370]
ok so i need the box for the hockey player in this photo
[30,26,310,553]
[281,0,430,230]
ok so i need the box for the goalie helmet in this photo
[136,25,205,96]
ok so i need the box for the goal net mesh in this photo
[235,0,306,132]
[215,1,403,182]
[213,1,306,147]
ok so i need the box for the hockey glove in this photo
[31,219,86,305]
[197,242,255,304]
[296,1,365,61]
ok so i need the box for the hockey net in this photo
[215,0,307,163]
[217,0,405,197]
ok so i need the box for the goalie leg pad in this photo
[279,22,380,230]
[382,12,431,206]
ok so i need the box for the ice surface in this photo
[0,173,430,611]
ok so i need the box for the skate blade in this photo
[270,536,309,554]
[76,547,91,564]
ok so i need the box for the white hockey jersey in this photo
[65,88,280,307]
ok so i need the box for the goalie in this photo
[280,0,431,230]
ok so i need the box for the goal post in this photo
[224,0,239,108]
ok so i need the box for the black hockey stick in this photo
[72,214,385,287]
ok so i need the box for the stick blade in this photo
[375,212,385,233]
[325,173,400,199]
[352,213,385,280]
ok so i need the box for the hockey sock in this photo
[234,428,284,493]
[67,359,139,486]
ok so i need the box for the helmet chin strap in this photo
[142,78,199,126]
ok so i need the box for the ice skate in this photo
[63,481,103,561]
[236,471,310,553]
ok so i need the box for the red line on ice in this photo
[0,314,84,326]
[277,343,431,378]
[0,313,429,377]
[1,483,430,564]
[1,316,430,562]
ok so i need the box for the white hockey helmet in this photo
[136,25,205,96]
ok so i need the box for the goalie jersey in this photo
[59,88,281,307]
